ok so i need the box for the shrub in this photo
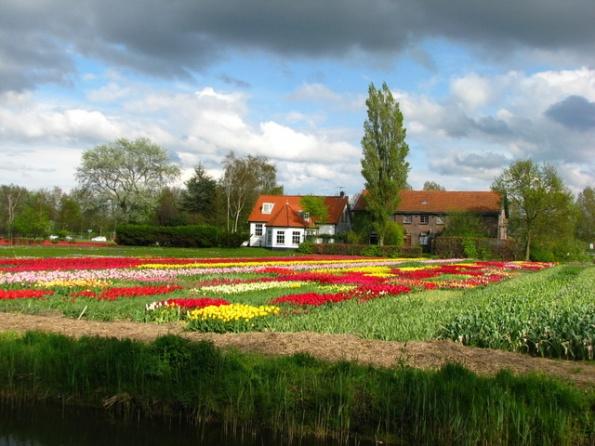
[434,237,517,260]
[115,224,246,248]
[299,243,422,258]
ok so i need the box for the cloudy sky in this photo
[1,0,594,196]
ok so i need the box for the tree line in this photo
[0,139,281,240]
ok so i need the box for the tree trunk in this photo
[524,230,531,261]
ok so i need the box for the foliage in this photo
[422,181,445,191]
[440,212,489,237]
[299,195,328,223]
[383,220,405,247]
[434,237,518,260]
[576,186,595,243]
[360,82,409,246]
[440,266,595,359]
[1,332,592,445]
[152,187,186,226]
[492,160,576,260]
[181,164,220,223]
[222,152,282,233]
[12,202,52,238]
[76,138,180,224]
[115,224,247,248]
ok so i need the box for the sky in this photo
[1,0,594,197]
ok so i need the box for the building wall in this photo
[268,227,306,249]
[395,213,500,247]
[249,222,266,247]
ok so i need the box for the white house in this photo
[248,194,351,249]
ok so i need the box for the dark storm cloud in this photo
[545,95,595,131]
[1,0,595,91]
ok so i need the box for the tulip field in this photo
[0,254,593,359]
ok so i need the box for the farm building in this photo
[247,194,351,248]
[352,190,507,248]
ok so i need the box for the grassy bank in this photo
[0,331,592,445]
[0,245,296,258]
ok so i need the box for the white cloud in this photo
[394,67,595,192]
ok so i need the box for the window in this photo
[276,231,285,244]
[262,203,274,214]
[419,233,429,245]
[436,216,444,225]
[420,215,429,225]
[292,231,301,244]
[403,215,412,224]
[255,223,263,236]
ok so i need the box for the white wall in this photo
[270,227,305,249]
[249,222,266,247]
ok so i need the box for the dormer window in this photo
[262,203,274,214]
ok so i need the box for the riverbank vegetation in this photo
[0,331,592,445]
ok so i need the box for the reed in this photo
[0,331,592,445]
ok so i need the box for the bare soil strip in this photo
[1,311,593,388]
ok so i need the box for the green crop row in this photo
[439,266,595,359]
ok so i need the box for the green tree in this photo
[153,187,185,226]
[423,181,445,191]
[299,196,329,223]
[0,184,28,238]
[182,164,218,222]
[440,212,488,237]
[361,82,410,246]
[222,152,283,233]
[576,186,595,243]
[76,138,180,223]
[57,194,82,234]
[492,160,575,260]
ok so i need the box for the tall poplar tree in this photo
[361,82,409,246]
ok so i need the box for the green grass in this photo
[0,331,592,445]
[0,245,297,258]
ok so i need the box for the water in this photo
[0,403,373,446]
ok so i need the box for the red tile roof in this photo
[248,195,349,227]
[353,190,502,213]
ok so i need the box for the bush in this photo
[383,220,405,247]
[300,243,422,258]
[434,237,518,260]
[115,224,247,248]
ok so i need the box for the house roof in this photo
[353,190,502,214]
[248,195,348,227]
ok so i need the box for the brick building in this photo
[353,190,507,248]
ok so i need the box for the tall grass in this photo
[0,331,592,445]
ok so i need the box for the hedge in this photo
[115,224,247,248]
[297,242,423,258]
[434,237,518,260]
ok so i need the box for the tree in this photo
[492,160,575,260]
[440,212,488,237]
[182,164,218,221]
[423,181,445,191]
[222,152,282,233]
[576,186,595,243]
[360,82,410,246]
[154,187,185,226]
[56,194,82,234]
[0,184,28,239]
[299,196,329,224]
[76,138,180,223]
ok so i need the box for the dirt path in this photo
[1,311,594,388]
